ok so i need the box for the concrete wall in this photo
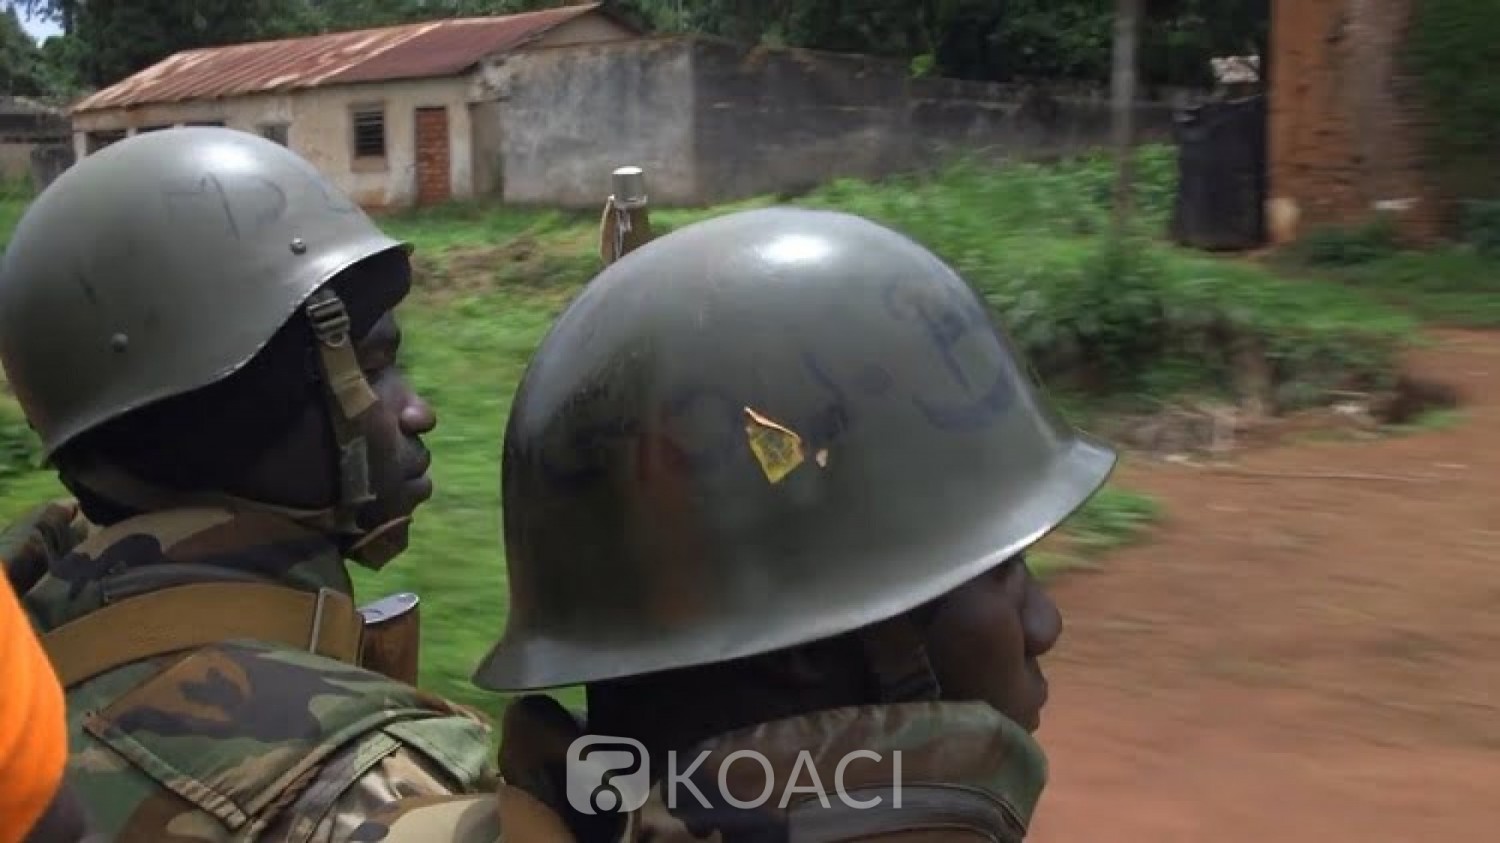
[0,144,33,181]
[1,102,70,184]
[690,39,1179,204]
[480,37,698,206]
[470,100,505,197]
[490,36,1184,208]
[28,144,73,192]
[1267,0,1439,244]
[688,39,912,202]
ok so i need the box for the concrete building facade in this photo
[68,4,636,209]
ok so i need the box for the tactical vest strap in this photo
[41,582,363,688]
[498,784,577,841]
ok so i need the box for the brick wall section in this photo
[1268,0,1443,244]
[414,106,451,206]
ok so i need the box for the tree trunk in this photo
[1110,0,1144,239]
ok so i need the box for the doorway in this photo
[414,106,451,206]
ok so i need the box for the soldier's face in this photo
[257,259,438,552]
[350,309,438,539]
[921,554,1062,731]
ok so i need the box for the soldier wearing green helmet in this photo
[358,203,1115,842]
[0,127,550,840]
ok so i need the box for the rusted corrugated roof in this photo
[73,3,613,113]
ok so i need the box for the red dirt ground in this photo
[1030,329,1500,842]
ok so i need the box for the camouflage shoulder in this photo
[348,785,576,842]
[72,640,495,839]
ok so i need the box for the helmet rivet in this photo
[290,238,307,254]
[109,333,129,352]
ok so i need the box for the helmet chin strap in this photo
[301,288,408,571]
[70,288,410,571]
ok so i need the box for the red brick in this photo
[1268,0,1445,245]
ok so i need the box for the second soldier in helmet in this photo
[360,199,1114,841]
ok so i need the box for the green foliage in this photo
[73,0,321,89]
[1405,0,1500,198]
[1302,247,1500,329]
[1066,487,1161,552]
[1287,219,1400,268]
[1459,199,1500,258]
[661,0,1266,87]
[0,7,51,95]
[1029,486,1161,576]
[0,400,40,482]
[1061,238,1168,378]
[798,147,1412,403]
[0,179,31,252]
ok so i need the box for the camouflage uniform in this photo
[355,696,1044,843]
[19,506,497,841]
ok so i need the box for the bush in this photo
[0,401,40,482]
[1287,219,1400,267]
[1405,0,1500,199]
[795,146,1412,406]
[1064,239,1169,378]
[1460,199,1500,257]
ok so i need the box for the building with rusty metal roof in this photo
[69,3,638,209]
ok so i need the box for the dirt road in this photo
[1030,330,1500,842]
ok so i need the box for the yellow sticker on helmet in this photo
[743,406,806,484]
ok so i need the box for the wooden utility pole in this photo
[1110,0,1144,239]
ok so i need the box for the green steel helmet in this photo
[475,206,1116,693]
[0,126,405,459]
[0,126,413,568]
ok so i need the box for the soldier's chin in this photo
[1019,707,1043,733]
[1015,674,1048,733]
[406,474,435,506]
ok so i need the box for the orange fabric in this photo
[0,576,68,843]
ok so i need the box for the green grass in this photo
[1031,488,1162,576]
[1388,406,1466,435]
[1323,249,1500,328]
[0,144,1440,719]
[0,181,32,252]
[1274,217,1500,328]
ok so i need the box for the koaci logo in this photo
[566,734,905,815]
[566,735,652,815]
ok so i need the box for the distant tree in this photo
[1111,0,1143,236]
[0,6,50,96]
[3,0,1270,92]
